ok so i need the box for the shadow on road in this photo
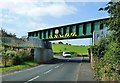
[44,57,90,64]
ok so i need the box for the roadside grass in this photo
[52,44,89,56]
[0,61,39,73]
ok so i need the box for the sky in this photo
[0,0,110,46]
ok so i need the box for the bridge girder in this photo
[28,18,109,41]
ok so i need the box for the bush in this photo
[5,50,17,66]
[91,35,120,81]
[1,50,17,67]
[91,37,110,59]
[13,55,23,65]
[13,49,31,65]
[16,49,31,61]
[2,50,22,66]
[6,50,16,58]
[1,48,32,66]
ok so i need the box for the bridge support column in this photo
[34,48,53,64]
[28,37,53,64]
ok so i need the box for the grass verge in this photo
[0,61,39,73]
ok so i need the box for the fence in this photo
[93,28,112,45]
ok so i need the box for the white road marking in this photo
[25,76,39,83]
[76,63,81,81]
[61,63,64,65]
[54,65,60,68]
[44,69,53,74]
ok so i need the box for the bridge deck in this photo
[28,18,109,41]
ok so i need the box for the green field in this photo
[52,44,89,55]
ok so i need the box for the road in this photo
[1,56,96,82]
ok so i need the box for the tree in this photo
[0,28,16,38]
[66,43,68,45]
[58,41,63,44]
[99,1,120,43]
[52,42,55,44]
[69,44,71,45]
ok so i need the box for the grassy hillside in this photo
[52,44,89,55]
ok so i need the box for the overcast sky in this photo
[0,0,109,45]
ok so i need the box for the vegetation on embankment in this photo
[0,45,33,67]
[0,29,37,73]
[52,44,89,56]
[91,1,120,81]
[91,36,120,81]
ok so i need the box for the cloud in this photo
[0,0,78,37]
[0,0,77,17]
[2,14,19,23]
[26,20,48,32]
[0,13,2,25]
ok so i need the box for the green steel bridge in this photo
[28,18,109,41]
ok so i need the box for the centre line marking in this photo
[44,69,53,74]
[54,65,60,68]
[61,63,64,65]
[25,76,39,83]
